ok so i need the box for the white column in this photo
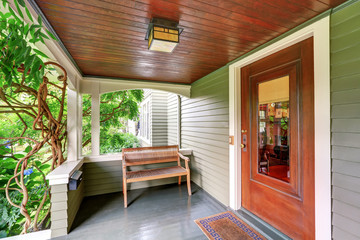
[177,95,181,148]
[67,88,79,161]
[91,84,100,156]
[77,90,83,159]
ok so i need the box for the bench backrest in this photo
[122,145,179,166]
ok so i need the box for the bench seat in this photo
[126,166,187,183]
[122,145,191,208]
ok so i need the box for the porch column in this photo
[67,88,80,161]
[177,95,181,148]
[91,83,100,155]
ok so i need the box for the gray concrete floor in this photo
[54,182,227,240]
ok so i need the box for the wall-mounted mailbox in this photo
[69,170,83,191]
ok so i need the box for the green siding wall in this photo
[331,1,360,239]
[84,161,178,197]
[181,67,229,206]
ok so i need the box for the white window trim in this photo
[228,16,331,240]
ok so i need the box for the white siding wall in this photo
[151,90,168,146]
[181,67,230,206]
[139,89,169,147]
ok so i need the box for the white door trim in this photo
[228,16,331,240]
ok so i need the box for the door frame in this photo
[228,16,330,239]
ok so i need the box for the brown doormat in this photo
[195,211,267,240]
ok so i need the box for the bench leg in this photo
[186,173,192,196]
[123,180,128,208]
[178,176,181,185]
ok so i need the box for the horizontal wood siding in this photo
[143,89,152,99]
[84,161,178,197]
[84,161,122,196]
[67,180,84,231]
[181,67,229,205]
[168,93,178,146]
[151,90,168,146]
[50,184,68,238]
[331,2,360,239]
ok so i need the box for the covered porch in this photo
[5,0,359,239]
[53,183,286,240]
[54,183,226,240]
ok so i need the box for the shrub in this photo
[100,132,140,154]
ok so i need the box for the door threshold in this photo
[232,208,292,240]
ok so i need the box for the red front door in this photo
[241,38,315,239]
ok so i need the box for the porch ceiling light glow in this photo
[145,18,183,53]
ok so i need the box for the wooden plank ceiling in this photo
[34,0,346,84]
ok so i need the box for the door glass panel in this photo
[258,76,290,182]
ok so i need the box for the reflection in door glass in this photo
[258,76,290,182]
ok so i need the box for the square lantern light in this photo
[145,18,182,53]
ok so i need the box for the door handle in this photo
[242,134,247,152]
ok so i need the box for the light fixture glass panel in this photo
[149,39,178,53]
[154,30,179,42]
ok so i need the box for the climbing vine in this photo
[0,0,66,235]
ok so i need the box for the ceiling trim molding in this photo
[81,77,191,98]
[83,75,191,86]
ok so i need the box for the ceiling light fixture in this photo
[145,18,183,53]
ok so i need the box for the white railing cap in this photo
[46,159,84,185]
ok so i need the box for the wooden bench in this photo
[122,145,191,208]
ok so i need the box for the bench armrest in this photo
[178,152,190,162]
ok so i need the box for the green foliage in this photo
[0,191,22,237]
[100,132,140,154]
[99,90,143,154]
[100,90,143,125]
[0,0,55,88]
[0,71,67,143]
[0,145,51,237]
[0,0,63,237]
[82,90,143,155]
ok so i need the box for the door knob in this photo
[241,144,246,148]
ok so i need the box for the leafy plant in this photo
[0,0,56,89]
[82,90,143,155]
[100,132,140,154]
[0,145,51,237]
[0,0,64,236]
